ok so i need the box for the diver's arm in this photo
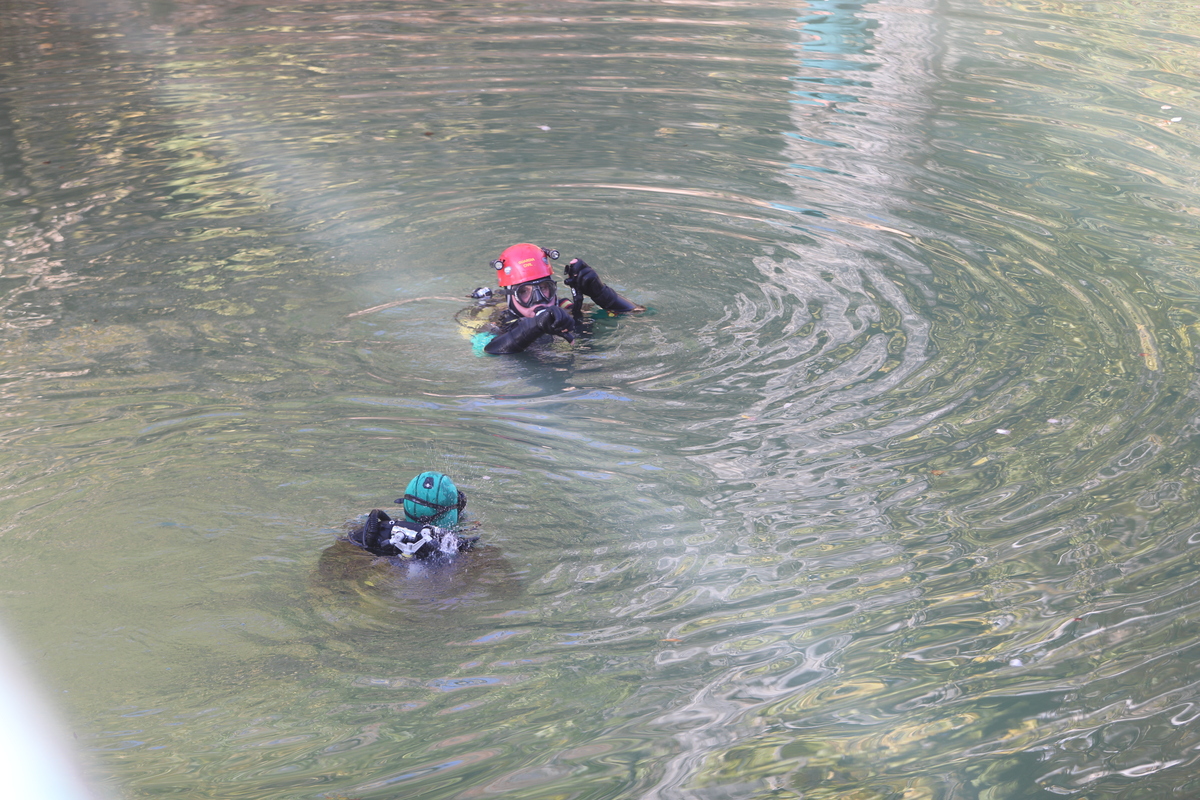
[483,306,575,354]
[564,259,642,313]
[484,316,545,354]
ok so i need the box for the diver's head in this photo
[399,471,466,528]
[492,243,560,318]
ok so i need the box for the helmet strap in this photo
[403,493,460,525]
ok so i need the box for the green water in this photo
[3,0,1200,797]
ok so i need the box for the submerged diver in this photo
[346,471,477,559]
[461,243,643,355]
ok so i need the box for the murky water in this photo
[3,0,1200,797]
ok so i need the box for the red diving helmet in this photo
[492,243,559,287]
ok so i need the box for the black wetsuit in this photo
[460,259,641,355]
[347,509,476,559]
[480,300,575,355]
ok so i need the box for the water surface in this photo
[3,0,1200,798]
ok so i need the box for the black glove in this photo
[535,304,576,342]
[564,258,639,314]
[564,259,606,297]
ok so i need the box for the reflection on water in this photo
[3,0,1200,798]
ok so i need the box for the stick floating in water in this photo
[346,295,464,319]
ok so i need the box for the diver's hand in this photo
[564,258,640,314]
[564,258,605,297]
[535,304,576,342]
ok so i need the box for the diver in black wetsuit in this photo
[461,243,643,355]
[346,471,477,559]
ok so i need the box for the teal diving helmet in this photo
[400,471,466,528]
